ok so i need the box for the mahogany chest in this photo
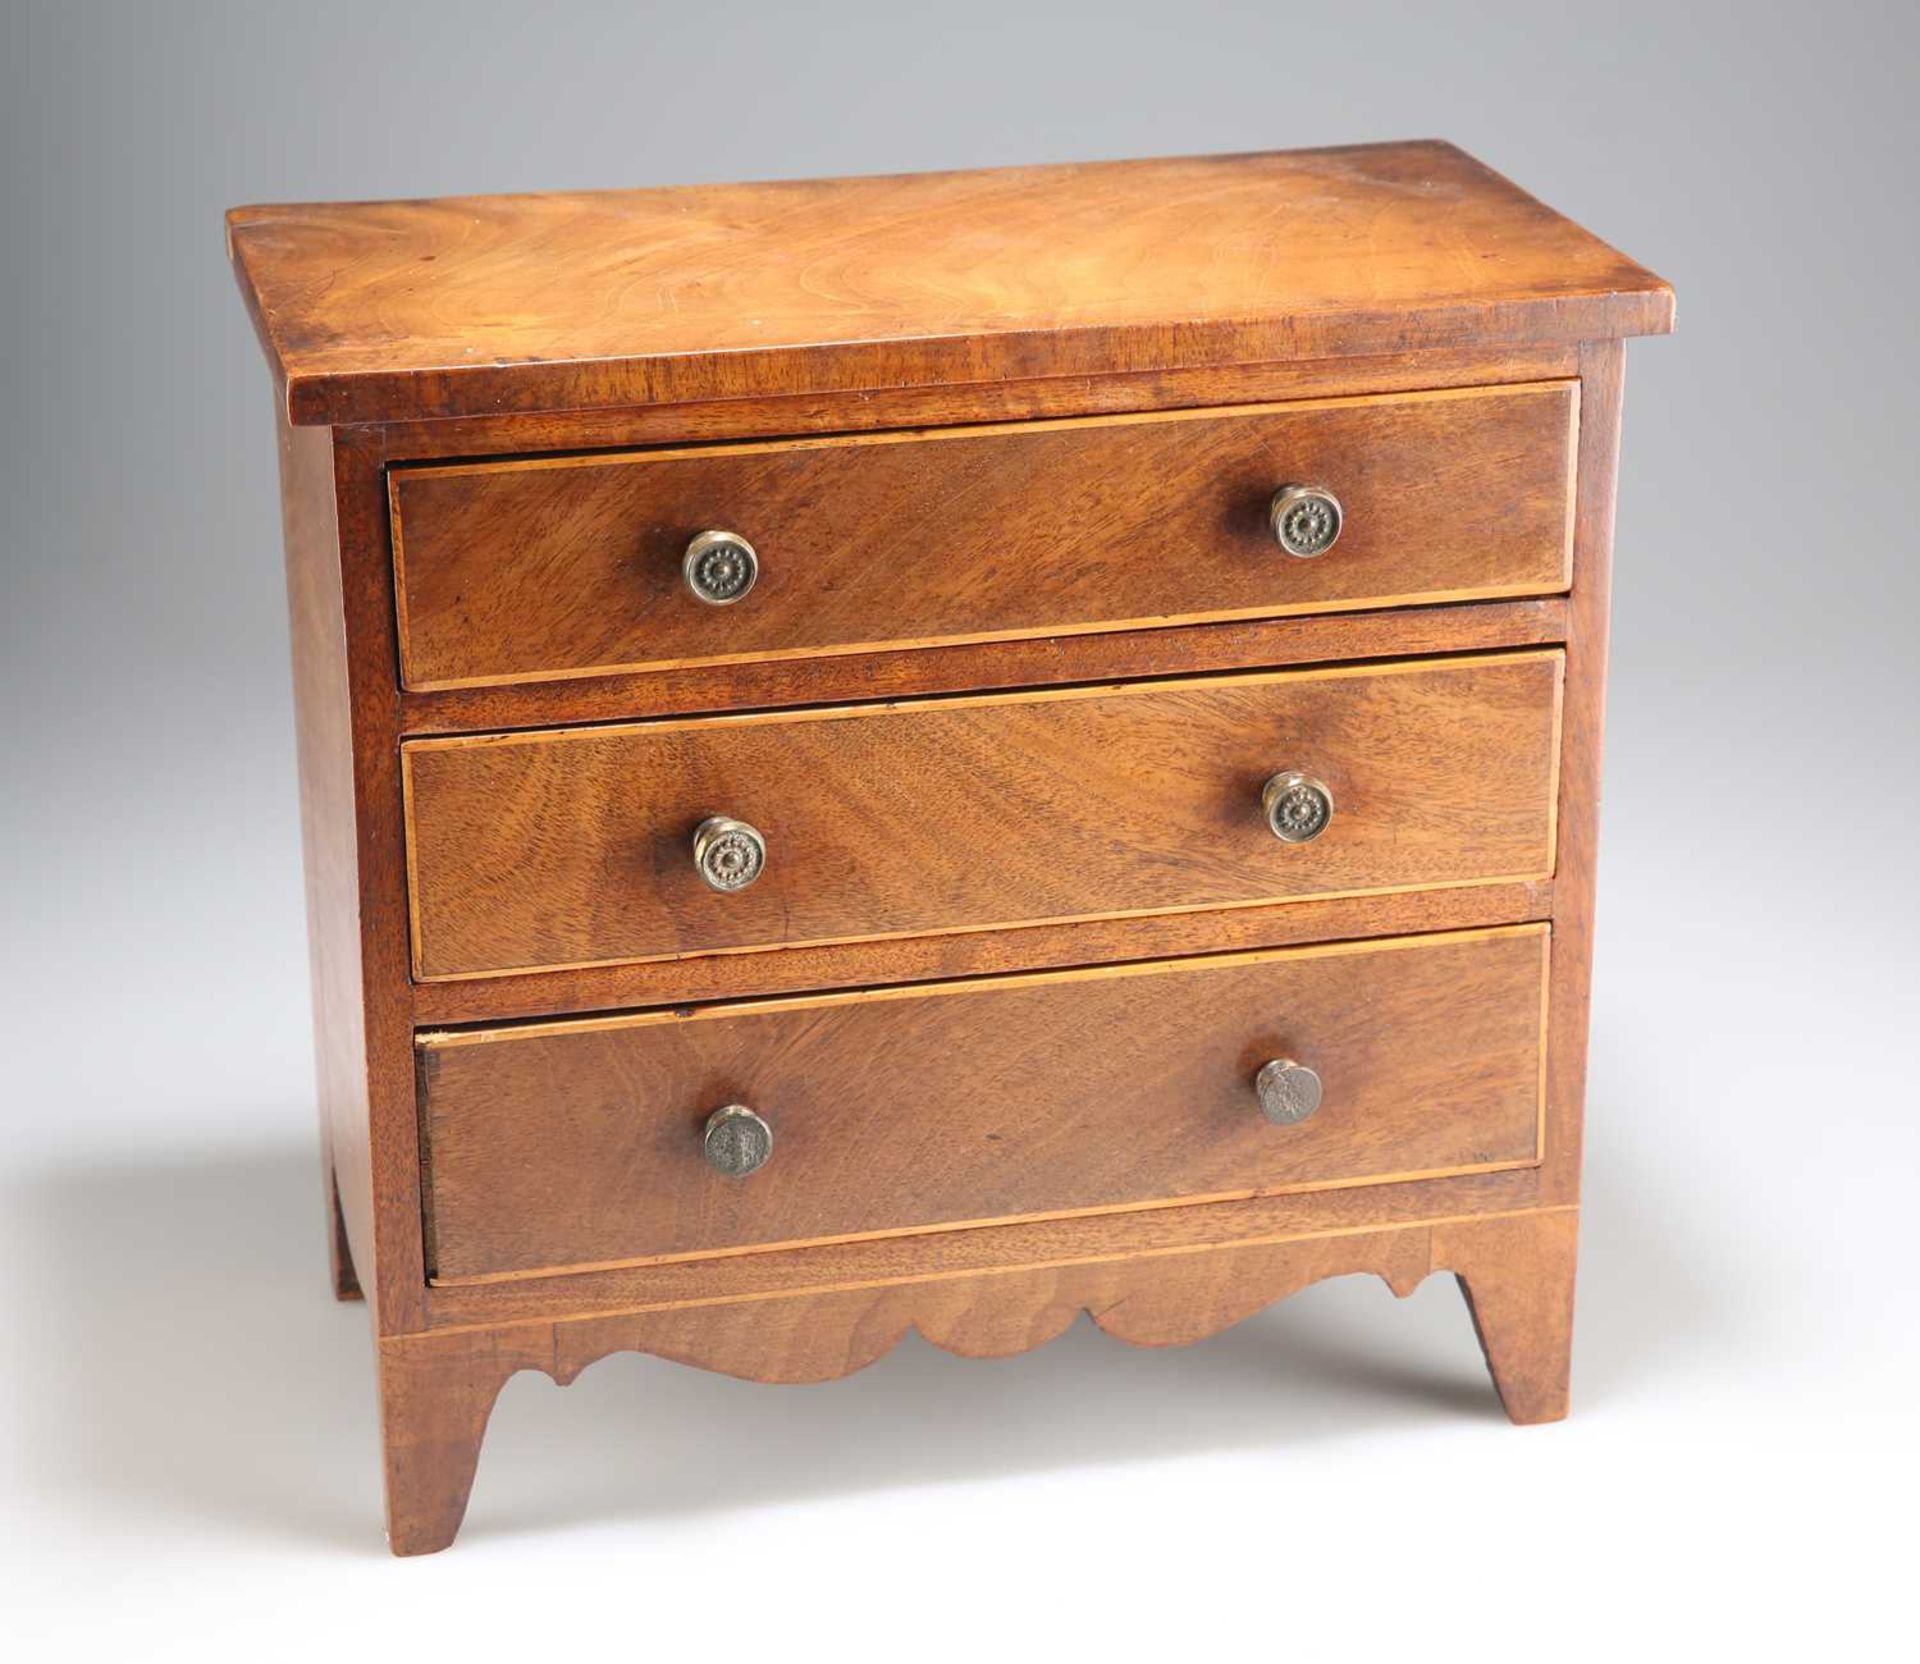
[228,142,1671,1553]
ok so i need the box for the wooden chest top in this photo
[226,141,1672,426]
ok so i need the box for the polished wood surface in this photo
[228,142,1671,425]
[274,414,368,1302]
[410,875,1553,1026]
[314,431,432,1332]
[376,344,1584,466]
[421,1134,1562,1331]
[1451,1206,1579,1425]
[419,926,1548,1280]
[1538,340,1625,1209]
[380,1206,1576,1554]
[404,651,1564,978]
[399,593,1570,739]
[392,383,1576,689]
[232,143,1666,1554]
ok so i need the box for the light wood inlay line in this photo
[405,1205,1583,1341]
[400,648,1567,753]
[405,877,1558,1027]
[425,1162,1550,1287]
[418,921,1548,1046]
[395,587,1570,692]
[393,596,1574,740]
[405,875,1555,987]
[390,380,1571,481]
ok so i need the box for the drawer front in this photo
[420,925,1549,1280]
[403,651,1563,979]
[391,382,1576,690]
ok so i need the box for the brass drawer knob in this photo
[1254,1058,1323,1126]
[1261,770,1333,843]
[704,1104,773,1176]
[1268,484,1343,558]
[683,528,759,604]
[693,815,767,892]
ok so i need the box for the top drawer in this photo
[390,382,1577,691]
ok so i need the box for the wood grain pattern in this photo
[227,142,1671,425]
[391,383,1576,689]
[379,1324,529,1557]
[403,651,1564,979]
[231,145,1667,1555]
[421,1165,1554,1331]
[378,1206,1577,1554]
[419,925,1549,1280]
[1442,1206,1578,1424]
[368,344,1583,465]
[274,412,372,1304]
[327,433,431,1331]
[274,421,430,1326]
[405,327,1622,1319]
[409,875,1553,1025]
[1538,340,1625,1206]
[398,594,1570,738]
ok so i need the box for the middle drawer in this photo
[403,650,1563,979]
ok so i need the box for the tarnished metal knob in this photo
[693,815,766,892]
[1254,1058,1323,1126]
[683,529,759,604]
[703,1104,773,1176]
[1261,771,1333,844]
[1268,484,1343,558]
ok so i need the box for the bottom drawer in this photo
[419,924,1548,1282]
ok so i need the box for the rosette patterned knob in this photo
[1268,484,1343,559]
[692,815,767,892]
[1253,1058,1323,1126]
[703,1104,773,1177]
[1260,770,1334,844]
[682,528,759,604]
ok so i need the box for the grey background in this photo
[2,0,1915,1654]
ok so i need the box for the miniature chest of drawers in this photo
[228,142,1671,1554]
